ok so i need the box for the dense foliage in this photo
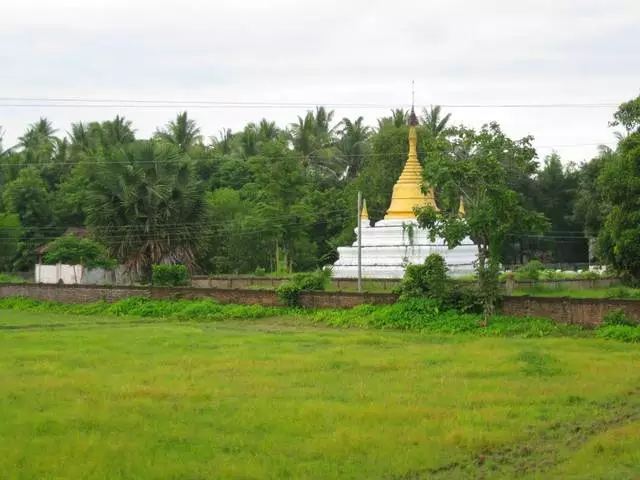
[151,264,190,287]
[0,95,638,280]
[1,296,637,342]
[43,234,115,269]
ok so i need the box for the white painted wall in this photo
[35,264,134,285]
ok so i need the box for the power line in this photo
[0,97,620,110]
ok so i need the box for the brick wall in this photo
[501,296,640,327]
[2,283,639,325]
[0,283,150,303]
[0,283,397,309]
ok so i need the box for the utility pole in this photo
[357,191,362,293]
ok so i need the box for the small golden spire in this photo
[458,197,466,217]
[360,199,369,221]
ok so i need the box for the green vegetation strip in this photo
[0,297,639,344]
[1,305,639,479]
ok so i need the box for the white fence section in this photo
[35,264,134,285]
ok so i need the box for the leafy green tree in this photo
[416,123,548,319]
[573,147,614,239]
[155,111,202,153]
[43,234,115,269]
[85,141,206,277]
[2,167,54,269]
[598,132,640,282]
[0,213,22,271]
[609,96,640,135]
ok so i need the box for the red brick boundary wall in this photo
[501,296,640,327]
[0,283,397,309]
[1,283,639,326]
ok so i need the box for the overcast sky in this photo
[1,0,639,164]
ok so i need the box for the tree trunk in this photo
[476,245,495,326]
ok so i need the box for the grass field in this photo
[1,310,639,479]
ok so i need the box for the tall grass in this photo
[2,296,638,342]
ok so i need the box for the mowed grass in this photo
[0,311,639,479]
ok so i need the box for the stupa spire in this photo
[360,199,369,221]
[384,85,438,220]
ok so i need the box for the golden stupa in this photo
[384,107,438,220]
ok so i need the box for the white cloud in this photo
[1,0,639,162]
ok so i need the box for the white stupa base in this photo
[332,219,477,279]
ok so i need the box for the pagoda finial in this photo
[458,197,466,217]
[360,199,369,221]
[408,80,419,126]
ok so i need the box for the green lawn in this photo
[1,311,639,479]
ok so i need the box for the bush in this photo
[276,269,331,307]
[0,296,286,321]
[448,285,484,314]
[602,308,637,327]
[576,270,600,280]
[254,267,267,277]
[0,273,25,284]
[276,283,302,307]
[151,264,190,287]
[311,298,583,337]
[515,260,545,281]
[596,325,640,343]
[400,254,449,299]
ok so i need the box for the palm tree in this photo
[422,105,452,137]
[258,119,279,142]
[18,117,57,150]
[240,124,259,157]
[314,106,336,141]
[102,115,135,146]
[85,141,207,276]
[155,111,202,153]
[337,116,371,179]
[289,112,316,156]
[212,128,234,155]
[391,108,408,128]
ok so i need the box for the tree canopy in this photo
[1,96,637,284]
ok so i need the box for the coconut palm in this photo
[258,119,280,142]
[290,112,316,156]
[155,111,202,153]
[422,105,452,137]
[18,117,57,150]
[240,124,259,157]
[212,128,234,155]
[337,116,371,179]
[102,115,135,146]
[85,140,207,276]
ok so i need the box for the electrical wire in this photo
[0,97,620,109]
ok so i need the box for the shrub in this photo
[400,254,449,299]
[0,273,25,284]
[276,283,302,307]
[596,325,640,343]
[311,298,583,337]
[602,308,637,327]
[254,267,267,277]
[151,264,190,287]
[515,260,545,281]
[276,269,331,307]
[448,285,484,314]
[576,270,600,280]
